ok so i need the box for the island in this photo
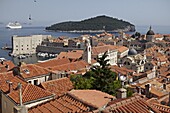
[46,15,135,33]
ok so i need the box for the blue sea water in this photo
[0,25,170,64]
[0,26,82,64]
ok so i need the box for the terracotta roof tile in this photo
[139,80,168,98]
[154,34,163,38]
[19,64,51,79]
[57,50,83,60]
[35,58,70,69]
[0,72,54,104]
[92,45,128,56]
[0,60,15,73]
[68,90,115,109]
[92,45,117,55]
[104,95,160,113]
[97,32,113,37]
[50,60,89,72]
[28,94,90,113]
[97,42,106,46]
[110,65,134,75]
[0,72,26,93]
[8,83,53,104]
[150,103,170,113]
[117,46,129,53]
[40,77,74,98]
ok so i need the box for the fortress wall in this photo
[36,45,83,54]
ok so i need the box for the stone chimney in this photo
[6,80,13,93]
[13,83,28,113]
[18,83,23,106]
[145,84,151,98]
[117,88,127,99]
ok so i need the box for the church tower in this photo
[146,26,155,42]
[83,39,91,64]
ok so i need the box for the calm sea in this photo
[0,25,170,64]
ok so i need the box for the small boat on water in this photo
[6,22,22,29]
[18,55,26,59]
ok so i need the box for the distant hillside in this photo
[46,15,135,32]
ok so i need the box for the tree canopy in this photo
[46,15,135,32]
[70,51,121,96]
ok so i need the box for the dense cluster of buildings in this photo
[0,26,170,112]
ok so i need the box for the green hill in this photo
[46,15,135,32]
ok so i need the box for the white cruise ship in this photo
[6,22,22,29]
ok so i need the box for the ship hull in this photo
[6,22,22,29]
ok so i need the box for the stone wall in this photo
[36,45,83,54]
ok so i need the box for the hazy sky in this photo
[1,0,170,26]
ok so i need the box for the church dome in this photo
[146,26,155,35]
[128,48,138,55]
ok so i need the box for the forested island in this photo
[46,15,135,32]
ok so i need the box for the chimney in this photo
[116,88,127,99]
[18,83,23,106]
[13,83,28,113]
[145,84,151,98]
[163,83,166,90]
[5,64,9,70]
[13,67,21,76]
[137,86,141,95]
[6,80,13,93]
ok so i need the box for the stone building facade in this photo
[11,35,51,56]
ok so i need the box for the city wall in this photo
[36,45,83,54]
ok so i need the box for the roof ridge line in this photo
[22,83,30,97]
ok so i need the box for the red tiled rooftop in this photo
[20,64,51,79]
[92,45,117,55]
[35,58,70,69]
[68,90,115,109]
[50,60,89,72]
[0,60,15,73]
[154,34,163,38]
[92,45,128,56]
[110,65,134,75]
[57,50,83,60]
[0,72,54,104]
[151,103,170,113]
[104,95,160,113]
[40,77,74,98]
[147,98,170,113]
[28,94,90,113]
[0,72,26,93]
[9,83,53,104]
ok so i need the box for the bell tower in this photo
[83,39,91,64]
